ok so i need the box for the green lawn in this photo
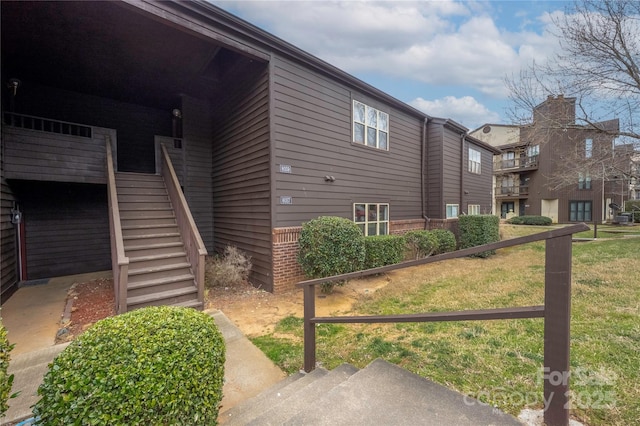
[252,225,640,425]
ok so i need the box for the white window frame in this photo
[446,204,459,219]
[578,172,592,190]
[468,204,481,215]
[585,139,593,158]
[468,148,481,174]
[353,203,390,236]
[527,144,540,157]
[353,100,389,151]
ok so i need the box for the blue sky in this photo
[213,0,571,130]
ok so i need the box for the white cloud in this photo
[409,96,500,129]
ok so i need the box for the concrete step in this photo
[284,359,522,425]
[245,363,360,426]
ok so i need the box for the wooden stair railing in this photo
[105,136,129,314]
[159,143,207,308]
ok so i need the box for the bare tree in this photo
[505,0,640,189]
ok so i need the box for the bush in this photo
[506,215,553,226]
[430,229,457,254]
[298,216,365,293]
[206,245,252,288]
[403,230,438,259]
[624,200,640,223]
[459,215,500,258]
[1,318,15,418]
[33,306,225,425]
[363,235,405,269]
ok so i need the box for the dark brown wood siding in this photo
[11,180,111,280]
[14,83,171,173]
[271,56,423,227]
[441,126,462,216]
[426,122,444,218]
[463,140,494,215]
[212,66,272,290]
[181,96,214,252]
[1,178,18,302]
[2,125,113,184]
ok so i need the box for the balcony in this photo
[493,155,538,173]
[495,185,529,198]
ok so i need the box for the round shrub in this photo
[298,216,365,292]
[430,229,457,254]
[506,215,552,226]
[34,306,225,425]
[459,215,500,258]
[403,230,438,259]
[363,235,405,269]
[1,318,15,418]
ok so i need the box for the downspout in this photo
[460,132,465,215]
[422,117,430,230]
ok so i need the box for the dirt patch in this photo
[206,273,394,337]
[55,278,115,343]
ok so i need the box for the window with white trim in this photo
[353,101,389,150]
[468,148,481,174]
[468,204,480,215]
[446,204,459,218]
[354,203,389,236]
[585,139,593,158]
[578,172,591,190]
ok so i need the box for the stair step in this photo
[129,261,191,276]
[172,300,204,310]
[245,364,360,426]
[124,234,182,247]
[120,217,177,227]
[223,369,329,426]
[128,274,195,298]
[119,202,173,210]
[116,187,168,196]
[127,286,197,309]
[116,172,162,182]
[120,209,174,219]
[125,242,185,258]
[129,271,194,289]
[117,194,171,203]
[124,241,183,251]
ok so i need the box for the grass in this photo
[251,224,639,425]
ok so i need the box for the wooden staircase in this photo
[116,172,202,311]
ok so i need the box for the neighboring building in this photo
[471,95,621,223]
[1,1,497,303]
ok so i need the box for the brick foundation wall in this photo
[271,218,433,293]
[272,227,305,293]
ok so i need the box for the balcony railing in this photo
[494,155,538,173]
[495,185,529,197]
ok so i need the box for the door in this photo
[501,202,515,219]
[541,199,559,223]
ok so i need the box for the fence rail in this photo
[297,223,589,426]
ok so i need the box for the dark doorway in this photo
[501,202,515,219]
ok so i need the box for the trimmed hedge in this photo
[506,215,553,226]
[1,318,14,418]
[297,216,365,292]
[364,235,406,269]
[403,230,438,259]
[33,306,225,425]
[430,229,457,254]
[459,215,500,258]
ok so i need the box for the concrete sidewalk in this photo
[2,309,284,425]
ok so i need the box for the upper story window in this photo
[585,139,593,158]
[446,204,459,219]
[353,101,389,151]
[527,144,539,157]
[354,203,389,236]
[468,148,481,174]
[578,172,592,190]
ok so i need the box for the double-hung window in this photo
[578,172,591,190]
[468,204,480,215]
[354,203,389,236]
[446,204,459,218]
[468,148,481,174]
[585,139,593,158]
[353,101,389,150]
[569,201,592,222]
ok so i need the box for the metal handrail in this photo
[298,223,589,426]
[160,143,207,307]
[105,136,129,314]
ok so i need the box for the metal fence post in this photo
[303,285,316,373]
[543,234,572,426]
